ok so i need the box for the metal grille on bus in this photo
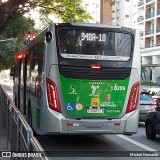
[59,65,131,80]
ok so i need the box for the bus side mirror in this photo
[10,63,15,77]
[46,31,52,42]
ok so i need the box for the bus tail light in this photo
[46,78,61,112]
[90,64,102,70]
[150,101,157,106]
[126,82,140,113]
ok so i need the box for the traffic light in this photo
[25,34,36,43]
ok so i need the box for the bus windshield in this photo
[57,28,133,61]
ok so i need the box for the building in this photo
[111,0,160,83]
[112,0,138,28]
[82,0,112,24]
[82,0,101,23]
[137,0,160,83]
[100,0,112,24]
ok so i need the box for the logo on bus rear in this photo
[69,84,77,94]
[76,103,83,111]
[91,98,99,107]
[66,103,74,111]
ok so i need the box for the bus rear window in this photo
[57,29,132,61]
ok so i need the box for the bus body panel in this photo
[41,68,139,135]
[132,30,141,79]
[41,107,138,134]
[59,74,130,118]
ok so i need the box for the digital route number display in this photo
[81,33,107,42]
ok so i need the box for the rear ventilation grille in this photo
[59,65,131,80]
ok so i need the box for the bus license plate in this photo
[87,108,103,114]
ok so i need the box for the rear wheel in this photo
[145,121,156,140]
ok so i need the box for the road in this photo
[35,123,160,160]
[1,82,160,160]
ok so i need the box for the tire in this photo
[145,121,156,140]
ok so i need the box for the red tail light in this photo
[90,64,102,70]
[151,101,157,106]
[126,82,140,113]
[46,78,61,112]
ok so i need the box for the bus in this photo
[10,23,140,135]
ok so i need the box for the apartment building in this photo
[112,0,138,28]
[82,0,101,23]
[82,0,112,24]
[111,0,160,83]
[100,0,112,24]
[137,0,160,83]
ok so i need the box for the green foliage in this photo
[0,0,92,71]
[3,12,35,40]
[30,0,92,22]
[104,0,116,6]
[0,12,35,70]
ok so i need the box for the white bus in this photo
[11,23,141,135]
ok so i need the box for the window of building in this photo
[125,15,129,18]
[150,39,154,47]
[126,0,129,1]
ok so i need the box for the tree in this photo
[0,0,92,32]
[0,0,92,70]
[0,12,35,70]
[104,0,116,6]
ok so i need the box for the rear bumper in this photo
[42,109,139,135]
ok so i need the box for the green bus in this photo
[11,23,140,135]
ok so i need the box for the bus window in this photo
[57,29,132,61]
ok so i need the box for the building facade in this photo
[137,0,160,83]
[82,0,112,24]
[111,0,160,84]
[100,0,112,24]
[112,0,138,28]
[82,0,101,23]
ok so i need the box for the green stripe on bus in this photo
[60,75,130,117]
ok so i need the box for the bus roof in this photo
[55,22,121,29]
[52,22,135,33]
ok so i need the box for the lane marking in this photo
[117,134,157,151]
